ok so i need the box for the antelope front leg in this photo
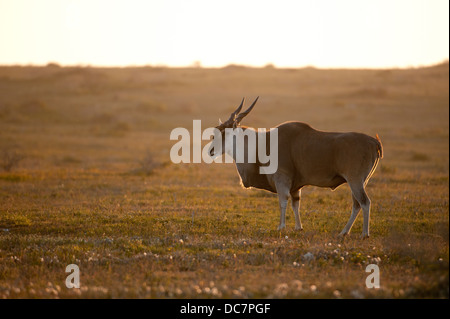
[274,175,291,231]
[291,190,303,231]
[277,196,288,231]
[275,185,290,231]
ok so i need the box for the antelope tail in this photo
[375,134,383,159]
[364,134,383,187]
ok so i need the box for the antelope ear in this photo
[218,118,223,125]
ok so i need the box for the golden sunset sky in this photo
[0,0,448,68]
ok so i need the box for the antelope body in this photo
[209,97,383,238]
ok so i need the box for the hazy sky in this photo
[0,0,448,68]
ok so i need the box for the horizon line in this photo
[0,59,448,71]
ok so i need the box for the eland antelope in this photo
[208,97,383,238]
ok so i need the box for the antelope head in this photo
[208,97,259,159]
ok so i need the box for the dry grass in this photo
[0,63,448,298]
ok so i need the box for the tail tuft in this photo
[375,134,383,158]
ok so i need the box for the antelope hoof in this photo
[360,233,370,240]
[338,231,348,238]
[295,226,303,231]
[277,224,286,231]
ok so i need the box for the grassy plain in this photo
[0,63,448,298]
